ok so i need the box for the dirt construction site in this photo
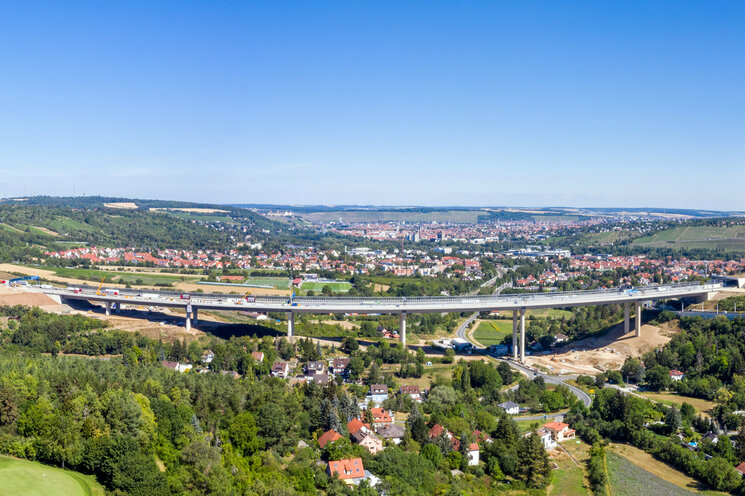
[525,321,679,376]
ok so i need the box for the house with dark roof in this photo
[498,401,520,415]
[399,385,422,402]
[271,361,290,378]
[330,358,350,376]
[305,361,325,375]
[375,423,405,444]
[369,384,388,405]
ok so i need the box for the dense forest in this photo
[0,305,557,495]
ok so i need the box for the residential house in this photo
[543,421,576,443]
[161,361,192,373]
[399,385,422,402]
[528,428,557,450]
[554,333,569,343]
[369,408,394,426]
[670,369,685,381]
[330,357,350,376]
[327,458,365,483]
[375,423,405,444]
[348,418,383,454]
[428,424,481,466]
[351,429,383,454]
[735,462,745,477]
[305,361,325,375]
[498,401,520,415]
[318,429,343,449]
[251,351,265,362]
[307,373,330,385]
[369,384,389,405]
[271,361,290,378]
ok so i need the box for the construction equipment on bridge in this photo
[96,277,106,295]
[236,291,255,304]
[8,275,39,286]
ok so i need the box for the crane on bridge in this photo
[95,277,106,295]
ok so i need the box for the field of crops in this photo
[633,226,745,251]
[607,451,697,495]
[46,267,192,286]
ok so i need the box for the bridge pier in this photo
[400,312,407,347]
[185,303,192,332]
[105,302,111,316]
[287,312,295,338]
[519,308,526,363]
[624,302,630,334]
[635,302,642,337]
[512,311,518,360]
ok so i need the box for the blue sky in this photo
[0,1,743,209]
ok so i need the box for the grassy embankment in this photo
[0,455,105,496]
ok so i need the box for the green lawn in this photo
[242,277,291,288]
[472,320,512,346]
[550,455,588,496]
[301,281,352,292]
[0,456,105,496]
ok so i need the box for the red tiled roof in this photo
[347,418,370,435]
[328,458,365,480]
[543,421,569,431]
[318,429,343,448]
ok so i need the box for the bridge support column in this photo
[287,312,295,338]
[635,302,642,337]
[519,308,526,363]
[512,311,518,360]
[400,312,407,347]
[624,302,630,334]
[185,303,192,332]
[105,302,111,316]
[192,308,198,324]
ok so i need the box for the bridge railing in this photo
[46,281,719,307]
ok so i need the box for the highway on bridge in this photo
[35,281,720,363]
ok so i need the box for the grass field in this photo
[301,281,352,292]
[0,456,105,496]
[633,226,745,252]
[241,277,291,288]
[472,320,512,346]
[551,439,592,496]
[638,392,717,417]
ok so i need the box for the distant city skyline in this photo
[0,1,743,209]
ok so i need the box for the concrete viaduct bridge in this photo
[35,282,721,363]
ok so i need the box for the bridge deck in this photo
[36,282,720,314]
